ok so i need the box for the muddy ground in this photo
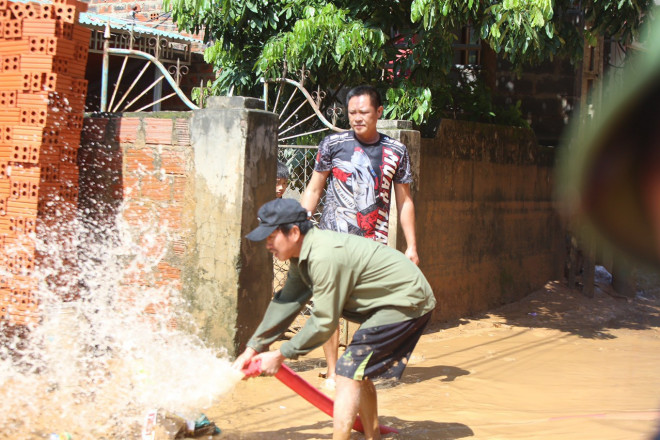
[205,275,660,440]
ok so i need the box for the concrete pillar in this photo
[188,96,279,355]
[377,119,421,253]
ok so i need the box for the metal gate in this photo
[265,70,353,344]
[265,67,346,294]
[81,14,201,112]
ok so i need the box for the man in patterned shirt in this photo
[301,85,419,389]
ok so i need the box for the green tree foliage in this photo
[164,0,654,127]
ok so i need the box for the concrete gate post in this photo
[188,96,278,355]
[376,119,421,253]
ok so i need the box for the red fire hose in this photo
[241,359,398,435]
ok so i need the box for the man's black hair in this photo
[279,219,314,236]
[345,85,382,109]
[277,160,290,180]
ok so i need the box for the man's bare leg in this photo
[358,379,380,440]
[322,327,340,381]
[333,377,381,440]
[333,375,360,440]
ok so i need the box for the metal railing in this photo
[265,70,353,345]
[262,66,347,146]
[99,23,198,112]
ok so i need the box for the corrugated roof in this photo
[79,11,203,44]
[11,0,202,43]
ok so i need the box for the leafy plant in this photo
[383,82,433,125]
[164,0,654,131]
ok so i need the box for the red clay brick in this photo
[175,118,190,146]
[3,19,22,39]
[139,235,167,257]
[21,18,57,36]
[0,91,16,107]
[124,148,155,173]
[6,199,38,216]
[0,145,12,161]
[0,73,25,90]
[52,4,77,23]
[0,108,20,124]
[8,215,36,236]
[0,54,22,73]
[157,261,181,279]
[121,202,151,226]
[72,25,90,43]
[110,183,123,199]
[140,174,171,201]
[9,2,40,20]
[0,161,9,178]
[11,142,39,163]
[86,148,122,173]
[144,118,173,145]
[172,238,186,256]
[40,162,60,182]
[171,176,186,202]
[6,250,35,276]
[9,178,38,200]
[115,117,141,142]
[157,204,182,229]
[82,117,109,141]
[160,149,186,175]
[122,175,140,194]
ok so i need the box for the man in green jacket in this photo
[232,198,436,440]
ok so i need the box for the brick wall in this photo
[87,0,165,21]
[0,0,90,326]
[494,57,579,146]
[79,113,192,326]
[418,119,564,321]
[85,0,203,43]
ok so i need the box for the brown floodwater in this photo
[3,279,659,440]
[206,280,660,440]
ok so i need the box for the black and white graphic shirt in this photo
[314,131,412,244]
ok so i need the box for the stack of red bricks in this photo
[0,0,90,326]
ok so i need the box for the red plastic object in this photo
[240,358,263,378]
[241,359,398,435]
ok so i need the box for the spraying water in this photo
[0,203,243,439]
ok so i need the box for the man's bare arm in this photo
[301,170,331,213]
[394,182,419,265]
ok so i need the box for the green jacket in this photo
[247,228,436,359]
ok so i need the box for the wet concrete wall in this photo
[188,96,278,354]
[417,119,564,321]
